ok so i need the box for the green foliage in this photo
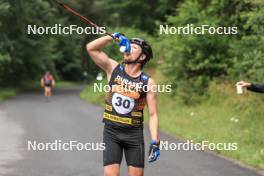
[1,0,264,102]
[158,0,263,103]
[0,0,88,86]
[1,0,57,85]
[0,88,16,101]
[229,6,264,83]
[95,0,182,33]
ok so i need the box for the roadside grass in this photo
[80,78,264,170]
[55,81,82,88]
[0,81,41,102]
[0,88,17,101]
[80,80,106,106]
[157,82,264,169]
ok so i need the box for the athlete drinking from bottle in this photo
[86,33,160,176]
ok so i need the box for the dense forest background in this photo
[0,0,263,100]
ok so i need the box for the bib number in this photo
[112,93,135,114]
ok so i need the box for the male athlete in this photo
[236,80,264,93]
[86,33,160,176]
[41,71,55,100]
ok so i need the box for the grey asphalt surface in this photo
[0,87,263,176]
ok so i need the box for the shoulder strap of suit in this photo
[140,72,150,86]
[111,64,122,77]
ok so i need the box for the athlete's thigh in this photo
[45,86,51,92]
[103,126,123,166]
[104,164,120,176]
[123,128,145,168]
[124,140,145,168]
[128,166,144,176]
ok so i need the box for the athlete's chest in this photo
[107,70,147,115]
[111,74,144,92]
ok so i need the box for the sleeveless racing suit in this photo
[103,64,149,168]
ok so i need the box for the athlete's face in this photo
[124,43,145,62]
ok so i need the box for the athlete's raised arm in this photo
[86,35,118,78]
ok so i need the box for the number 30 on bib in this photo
[112,93,135,114]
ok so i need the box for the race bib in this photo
[112,93,135,114]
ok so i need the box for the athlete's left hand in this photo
[112,32,131,53]
[148,140,160,163]
[118,35,131,53]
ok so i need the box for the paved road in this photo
[0,87,263,176]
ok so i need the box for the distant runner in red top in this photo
[41,71,55,99]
